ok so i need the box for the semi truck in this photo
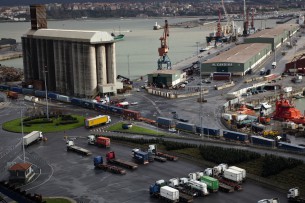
[106,151,138,170]
[149,144,178,161]
[200,176,219,192]
[186,180,209,196]
[84,115,111,128]
[132,148,149,164]
[228,166,246,180]
[223,168,243,183]
[87,135,110,148]
[23,131,43,147]
[66,140,92,156]
[288,187,305,203]
[94,156,126,175]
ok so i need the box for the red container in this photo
[7,91,18,99]
[123,109,141,120]
[96,137,110,148]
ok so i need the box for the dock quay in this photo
[0,52,22,61]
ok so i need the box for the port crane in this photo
[243,0,249,36]
[157,20,171,70]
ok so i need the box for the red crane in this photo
[216,8,222,37]
[157,20,171,70]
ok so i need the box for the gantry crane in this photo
[157,20,171,70]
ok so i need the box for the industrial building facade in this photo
[22,5,120,98]
[202,43,272,76]
[147,69,186,88]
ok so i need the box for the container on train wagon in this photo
[34,90,46,98]
[57,95,71,103]
[71,98,83,106]
[11,86,23,93]
[22,88,35,95]
[176,122,196,133]
[47,92,59,100]
[277,142,305,152]
[223,130,248,142]
[250,135,275,148]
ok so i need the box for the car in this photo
[178,118,189,122]
[130,102,138,105]
[168,128,177,133]
[136,88,140,92]
[241,93,251,97]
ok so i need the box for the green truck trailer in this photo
[200,176,219,192]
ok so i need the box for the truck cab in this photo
[272,62,276,69]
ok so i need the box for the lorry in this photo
[149,144,178,161]
[94,156,126,175]
[186,180,209,196]
[147,145,167,162]
[66,140,92,156]
[84,115,111,128]
[106,151,138,170]
[87,135,110,148]
[287,187,305,203]
[200,176,219,192]
[223,168,243,183]
[6,91,18,99]
[23,131,43,147]
[228,166,246,180]
[132,148,149,164]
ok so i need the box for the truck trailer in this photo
[223,168,243,183]
[94,156,126,175]
[84,115,111,128]
[106,151,138,170]
[132,148,149,164]
[149,144,178,161]
[6,91,18,99]
[66,140,92,156]
[87,135,110,148]
[23,131,43,147]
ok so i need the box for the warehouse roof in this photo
[23,29,114,43]
[150,69,182,75]
[247,24,298,39]
[203,43,270,64]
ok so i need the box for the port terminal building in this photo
[22,5,121,98]
[147,69,186,88]
[201,24,299,76]
[202,43,272,76]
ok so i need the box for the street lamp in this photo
[20,100,25,163]
[198,55,203,137]
[44,67,49,120]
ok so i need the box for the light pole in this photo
[20,100,25,163]
[196,42,199,56]
[127,54,130,80]
[198,55,203,137]
[44,67,49,120]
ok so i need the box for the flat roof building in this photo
[202,43,272,76]
[147,69,186,88]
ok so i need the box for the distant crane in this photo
[221,0,233,35]
[243,0,249,36]
[157,20,171,70]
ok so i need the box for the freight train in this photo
[1,84,305,154]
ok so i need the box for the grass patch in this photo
[107,122,164,136]
[2,115,85,133]
[43,198,73,203]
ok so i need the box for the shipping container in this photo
[157,117,174,128]
[251,135,275,148]
[277,142,305,152]
[228,166,246,179]
[57,95,71,103]
[34,90,46,98]
[10,86,23,93]
[123,109,141,120]
[160,186,179,202]
[108,106,124,114]
[22,88,35,95]
[81,100,94,109]
[0,84,10,91]
[84,115,111,128]
[176,122,196,133]
[222,130,248,142]
[223,168,243,182]
[47,92,59,100]
[200,176,219,192]
[96,137,110,148]
[95,103,108,111]
[71,98,83,106]
[6,91,18,99]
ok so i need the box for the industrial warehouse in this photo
[22,5,120,98]
[147,69,185,88]
[200,23,299,77]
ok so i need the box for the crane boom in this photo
[157,20,171,70]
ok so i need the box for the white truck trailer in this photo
[229,166,246,179]
[223,168,243,183]
[23,131,43,147]
[160,186,179,203]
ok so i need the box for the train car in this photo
[223,130,249,142]
[277,142,305,152]
[0,84,10,91]
[71,98,83,106]
[10,86,23,94]
[57,95,71,103]
[250,135,276,148]
[108,106,124,115]
[81,100,95,109]
[48,92,59,100]
[196,127,221,136]
[177,122,196,133]
[123,109,141,120]
[157,117,175,128]
[94,103,109,112]
[34,90,46,98]
[22,88,35,95]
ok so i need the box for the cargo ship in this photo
[153,22,162,30]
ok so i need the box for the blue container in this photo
[108,106,124,114]
[82,101,94,109]
[223,130,248,142]
[251,135,275,148]
[11,86,23,93]
[48,92,59,100]
[196,127,220,136]
[22,88,35,95]
[93,156,103,166]
[277,142,305,152]
[34,90,46,98]
[176,122,196,133]
[95,103,108,111]
[0,84,10,91]
[149,184,160,195]
[157,117,174,128]
[134,151,148,164]
[57,95,71,103]
[71,98,83,106]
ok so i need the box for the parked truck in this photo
[258,198,279,203]
[200,176,219,192]
[84,115,111,128]
[149,144,178,161]
[228,166,246,180]
[66,140,92,156]
[132,148,149,164]
[186,180,209,196]
[23,131,43,147]
[223,168,243,183]
[6,91,18,99]
[87,135,110,148]
[288,187,305,203]
[106,151,138,170]
[94,156,126,175]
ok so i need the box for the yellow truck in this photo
[85,115,111,128]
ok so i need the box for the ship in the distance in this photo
[153,22,162,30]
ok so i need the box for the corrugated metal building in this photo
[22,5,120,98]
[202,43,272,76]
[147,69,186,88]
[244,24,299,50]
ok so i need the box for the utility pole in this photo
[20,100,25,163]
[198,55,203,137]
[127,54,130,80]
[196,42,199,56]
[44,66,49,120]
